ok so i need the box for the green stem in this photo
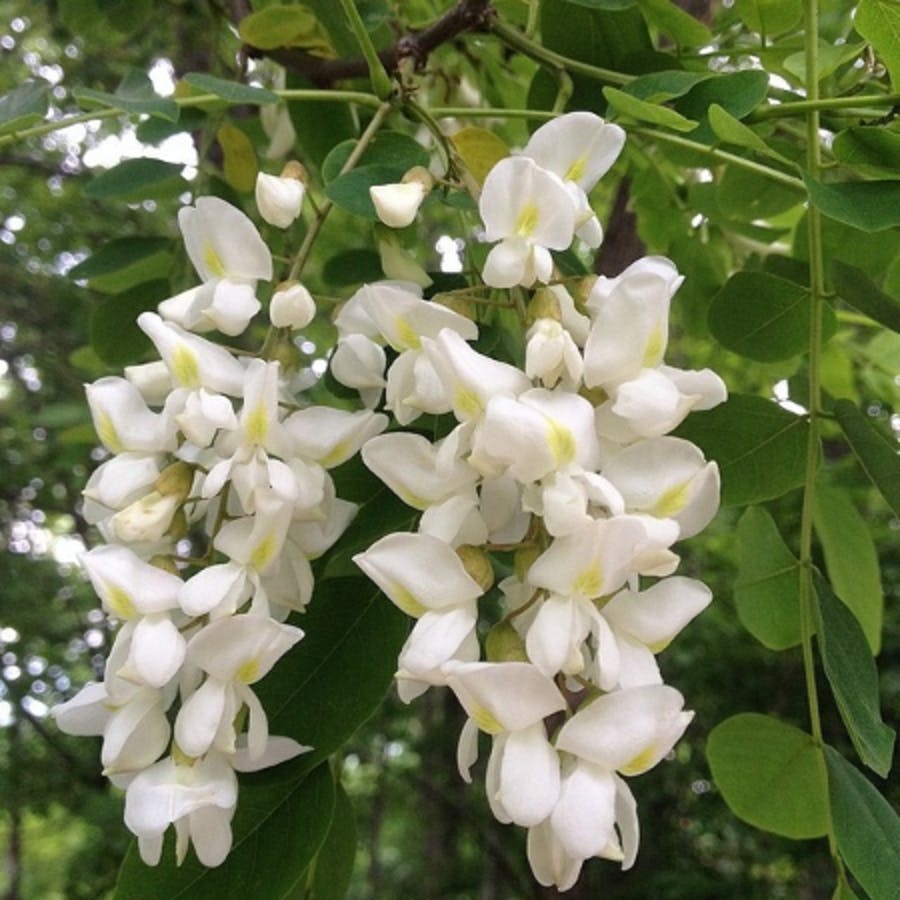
[798,0,845,885]
[490,19,632,87]
[0,89,382,150]
[629,126,805,191]
[749,92,900,122]
[337,0,394,100]
[287,101,393,281]
[430,106,556,121]
[404,99,452,173]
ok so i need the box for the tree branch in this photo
[245,0,495,88]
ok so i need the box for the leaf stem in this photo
[489,19,633,87]
[629,126,805,191]
[749,92,900,121]
[287,101,393,281]
[337,0,395,100]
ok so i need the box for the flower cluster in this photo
[55,108,725,890]
[54,183,386,866]
[346,113,726,889]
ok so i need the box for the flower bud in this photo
[456,545,494,593]
[370,166,433,228]
[109,491,180,543]
[255,163,306,228]
[154,461,194,501]
[527,287,562,325]
[270,281,316,329]
[485,620,528,662]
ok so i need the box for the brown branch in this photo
[245,0,495,88]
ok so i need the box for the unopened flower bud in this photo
[255,164,306,228]
[270,281,316,329]
[485,620,528,662]
[527,288,562,325]
[110,491,180,543]
[370,166,433,228]
[154,461,194,501]
[456,545,494,593]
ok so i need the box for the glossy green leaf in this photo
[734,0,802,35]
[182,73,278,105]
[624,70,713,102]
[637,0,711,46]
[825,746,900,900]
[814,482,883,654]
[603,87,698,132]
[708,104,790,163]
[806,177,900,233]
[450,127,509,186]
[708,271,812,362]
[69,237,172,294]
[322,131,430,185]
[74,69,179,122]
[813,573,894,777]
[833,127,900,180]
[257,576,408,768]
[675,394,810,506]
[707,714,829,839]
[0,80,50,135]
[90,281,170,366]
[114,763,335,899]
[855,0,900,89]
[308,781,357,900]
[238,4,318,49]
[83,159,186,202]
[676,70,770,141]
[831,261,900,334]
[833,400,900,517]
[734,507,802,650]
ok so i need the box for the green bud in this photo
[526,287,562,326]
[485,620,528,662]
[514,544,541,583]
[166,507,188,541]
[154,461,194,501]
[456,544,494,592]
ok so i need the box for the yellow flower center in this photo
[203,242,226,278]
[573,564,604,598]
[547,420,576,467]
[620,744,658,776]
[96,411,124,454]
[391,583,427,618]
[171,345,201,388]
[249,533,277,571]
[652,481,690,518]
[515,202,539,238]
[244,404,269,446]
[564,155,587,183]
[237,658,261,683]
[470,705,503,735]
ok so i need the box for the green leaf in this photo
[0,81,50,135]
[805,177,900,233]
[733,0,802,35]
[833,127,900,180]
[831,261,900,334]
[675,394,810,506]
[707,713,829,839]
[855,0,900,89]
[717,166,803,219]
[825,746,900,900]
[561,0,637,8]
[603,87,698,132]
[238,5,319,49]
[321,131,430,184]
[637,0,711,47]
[217,121,258,193]
[708,271,813,362]
[182,73,278,105]
[783,41,867,84]
[83,159,186,202]
[450,127,509,186]
[74,69,179,122]
[708,104,790,164]
[833,400,900,517]
[308,780,357,900]
[90,280,171,366]
[814,481,883,654]
[114,763,335,899]
[321,248,384,287]
[258,576,408,769]
[624,70,714,102]
[813,573,894,777]
[286,72,356,172]
[675,70,770,142]
[734,507,802,650]
[69,237,172,294]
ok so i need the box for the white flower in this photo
[370,181,427,228]
[256,168,306,229]
[158,197,272,336]
[480,156,577,288]
[269,281,316,329]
